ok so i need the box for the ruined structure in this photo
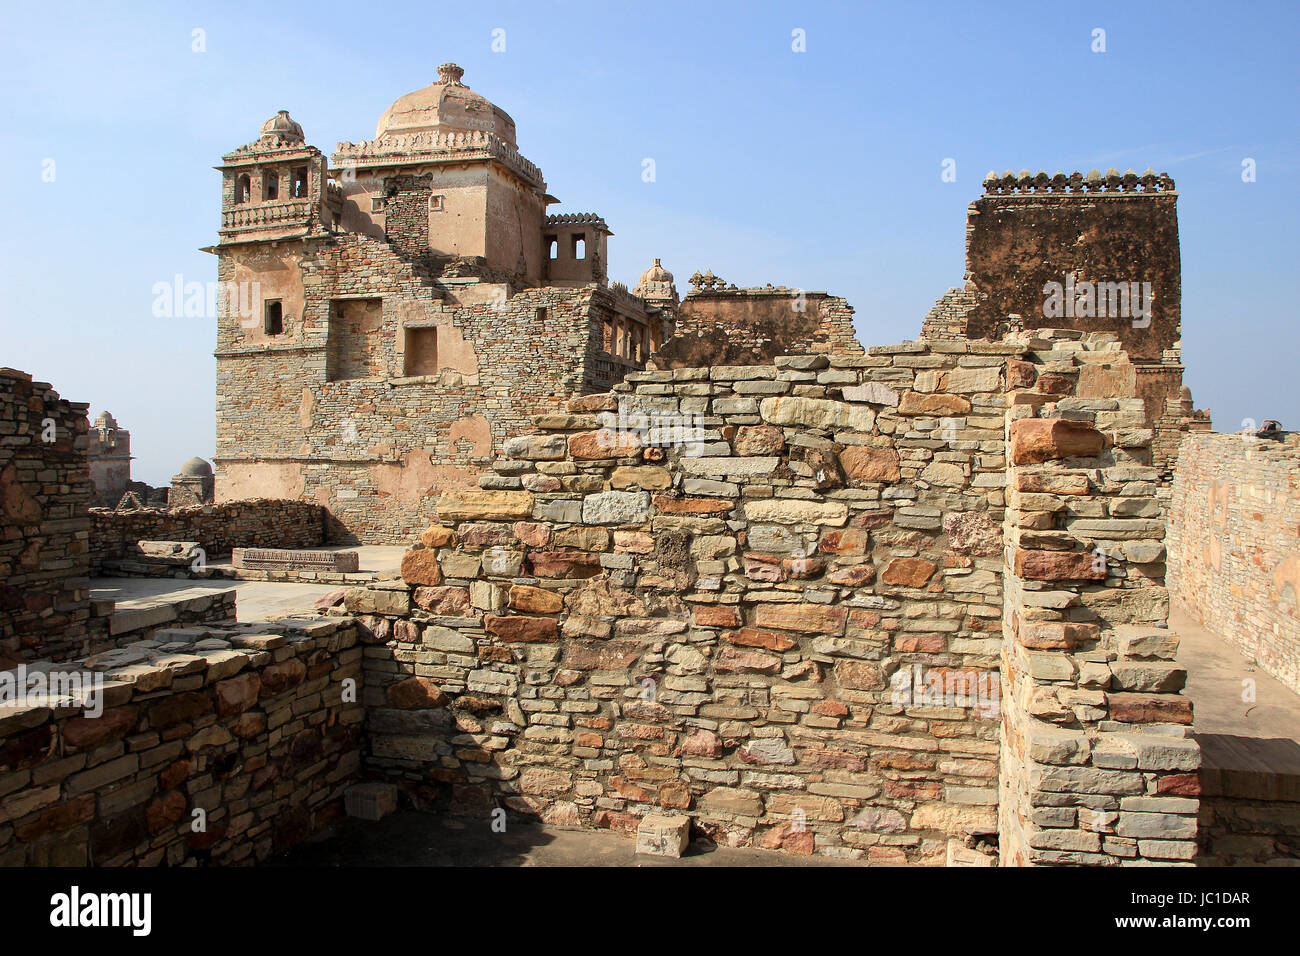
[4,59,1292,867]
[210,65,679,544]
[921,170,1206,474]
[88,412,132,507]
[168,457,215,508]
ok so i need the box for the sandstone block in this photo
[636,814,691,857]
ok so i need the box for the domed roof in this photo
[638,258,674,286]
[93,410,118,430]
[634,258,678,302]
[375,64,517,146]
[179,457,213,477]
[259,110,304,145]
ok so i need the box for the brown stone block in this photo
[692,605,742,628]
[147,691,212,731]
[15,793,95,841]
[528,551,602,579]
[386,677,449,709]
[508,584,562,614]
[485,615,559,643]
[420,525,457,548]
[833,659,886,690]
[62,705,138,751]
[412,585,471,615]
[828,563,876,587]
[1018,620,1100,649]
[753,602,848,635]
[214,672,261,718]
[840,446,901,483]
[569,429,642,460]
[512,521,551,548]
[1108,693,1193,724]
[898,392,972,416]
[881,557,938,588]
[652,495,733,515]
[818,528,869,555]
[733,425,785,456]
[400,548,443,587]
[714,646,783,674]
[725,627,797,652]
[1013,548,1106,581]
[1009,418,1106,465]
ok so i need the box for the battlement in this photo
[981,168,1176,196]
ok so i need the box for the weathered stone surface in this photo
[898,392,971,416]
[944,512,1001,555]
[485,615,559,643]
[881,557,938,588]
[1013,549,1107,582]
[509,585,563,614]
[569,429,641,460]
[582,491,652,525]
[840,446,901,483]
[744,499,848,526]
[400,548,443,587]
[753,603,848,635]
[437,490,535,521]
[761,396,875,432]
[610,466,672,491]
[1009,419,1106,465]
[732,425,786,456]
[636,813,691,857]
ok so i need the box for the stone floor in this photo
[90,545,407,621]
[91,576,337,622]
[274,810,848,867]
[1174,602,1300,740]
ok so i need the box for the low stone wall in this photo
[90,588,238,654]
[998,330,1199,866]
[89,500,327,576]
[0,369,94,665]
[1197,734,1300,865]
[1167,432,1300,694]
[352,340,1016,862]
[0,617,363,866]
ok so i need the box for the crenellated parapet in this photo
[982,168,1176,196]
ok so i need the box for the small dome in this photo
[375,64,517,146]
[259,110,305,145]
[634,258,678,302]
[639,258,674,286]
[179,456,213,477]
[94,411,118,430]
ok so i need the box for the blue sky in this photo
[1,0,1296,484]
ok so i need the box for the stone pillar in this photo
[998,330,1200,865]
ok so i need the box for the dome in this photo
[179,457,213,477]
[93,411,118,430]
[375,64,517,147]
[638,258,674,286]
[634,258,678,302]
[259,110,304,145]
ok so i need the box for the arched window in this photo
[264,170,279,201]
[235,174,251,205]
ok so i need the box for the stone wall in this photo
[0,617,363,866]
[1167,432,1300,693]
[0,369,94,666]
[997,330,1199,866]
[658,285,863,368]
[352,340,1016,862]
[89,500,326,576]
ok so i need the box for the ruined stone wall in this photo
[0,369,94,666]
[215,233,619,544]
[0,617,363,866]
[1167,432,1300,693]
[88,500,325,576]
[351,340,1016,862]
[658,288,863,368]
[997,330,1199,866]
